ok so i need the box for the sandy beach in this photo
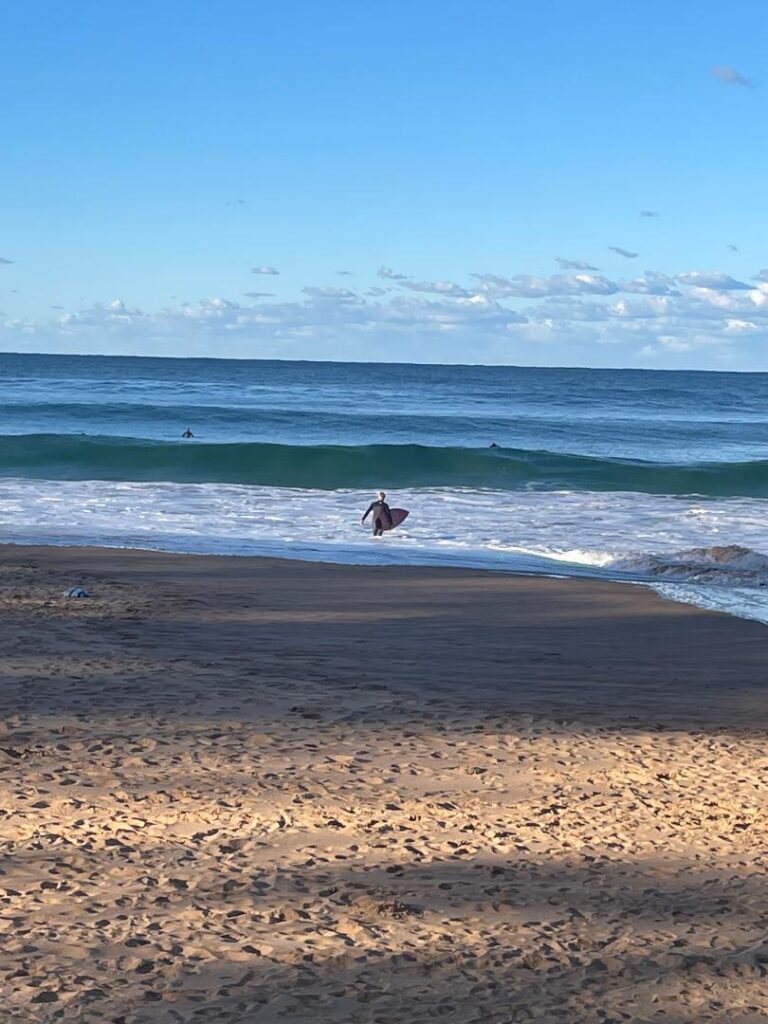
[1,544,768,1023]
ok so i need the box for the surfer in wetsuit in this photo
[361,491,393,537]
[182,428,194,439]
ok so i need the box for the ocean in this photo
[2,352,768,622]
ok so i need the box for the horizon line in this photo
[0,349,760,376]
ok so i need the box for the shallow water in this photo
[2,353,768,621]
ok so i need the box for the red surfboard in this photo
[382,508,409,531]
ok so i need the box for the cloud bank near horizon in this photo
[4,261,768,367]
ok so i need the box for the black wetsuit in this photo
[362,499,393,536]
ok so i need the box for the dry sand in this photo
[1,544,767,1023]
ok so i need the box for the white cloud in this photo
[657,335,693,352]
[377,266,409,281]
[397,279,471,297]
[6,261,768,366]
[302,286,358,302]
[529,297,613,322]
[622,272,680,296]
[1,287,529,361]
[57,298,147,328]
[676,271,750,290]
[608,296,671,319]
[252,265,279,275]
[724,318,759,333]
[471,272,619,298]
[555,258,600,271]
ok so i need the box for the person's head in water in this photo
[378,490,386,501]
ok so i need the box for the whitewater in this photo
[2,476,768,621]
[2,353,768,623]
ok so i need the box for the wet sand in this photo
[1,545,767,1023]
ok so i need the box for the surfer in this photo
[361,491,393,537]
[182,428,194,439]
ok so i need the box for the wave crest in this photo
[2,434,768,495]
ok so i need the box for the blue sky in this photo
[1,0,767,367]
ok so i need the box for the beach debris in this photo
[376,899,423,919]
[65,586,90,598]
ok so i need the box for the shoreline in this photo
[2,544,768,1021]
[2,528,767,629]
[1,542,766,730]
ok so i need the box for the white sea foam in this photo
[2,479,768,622]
